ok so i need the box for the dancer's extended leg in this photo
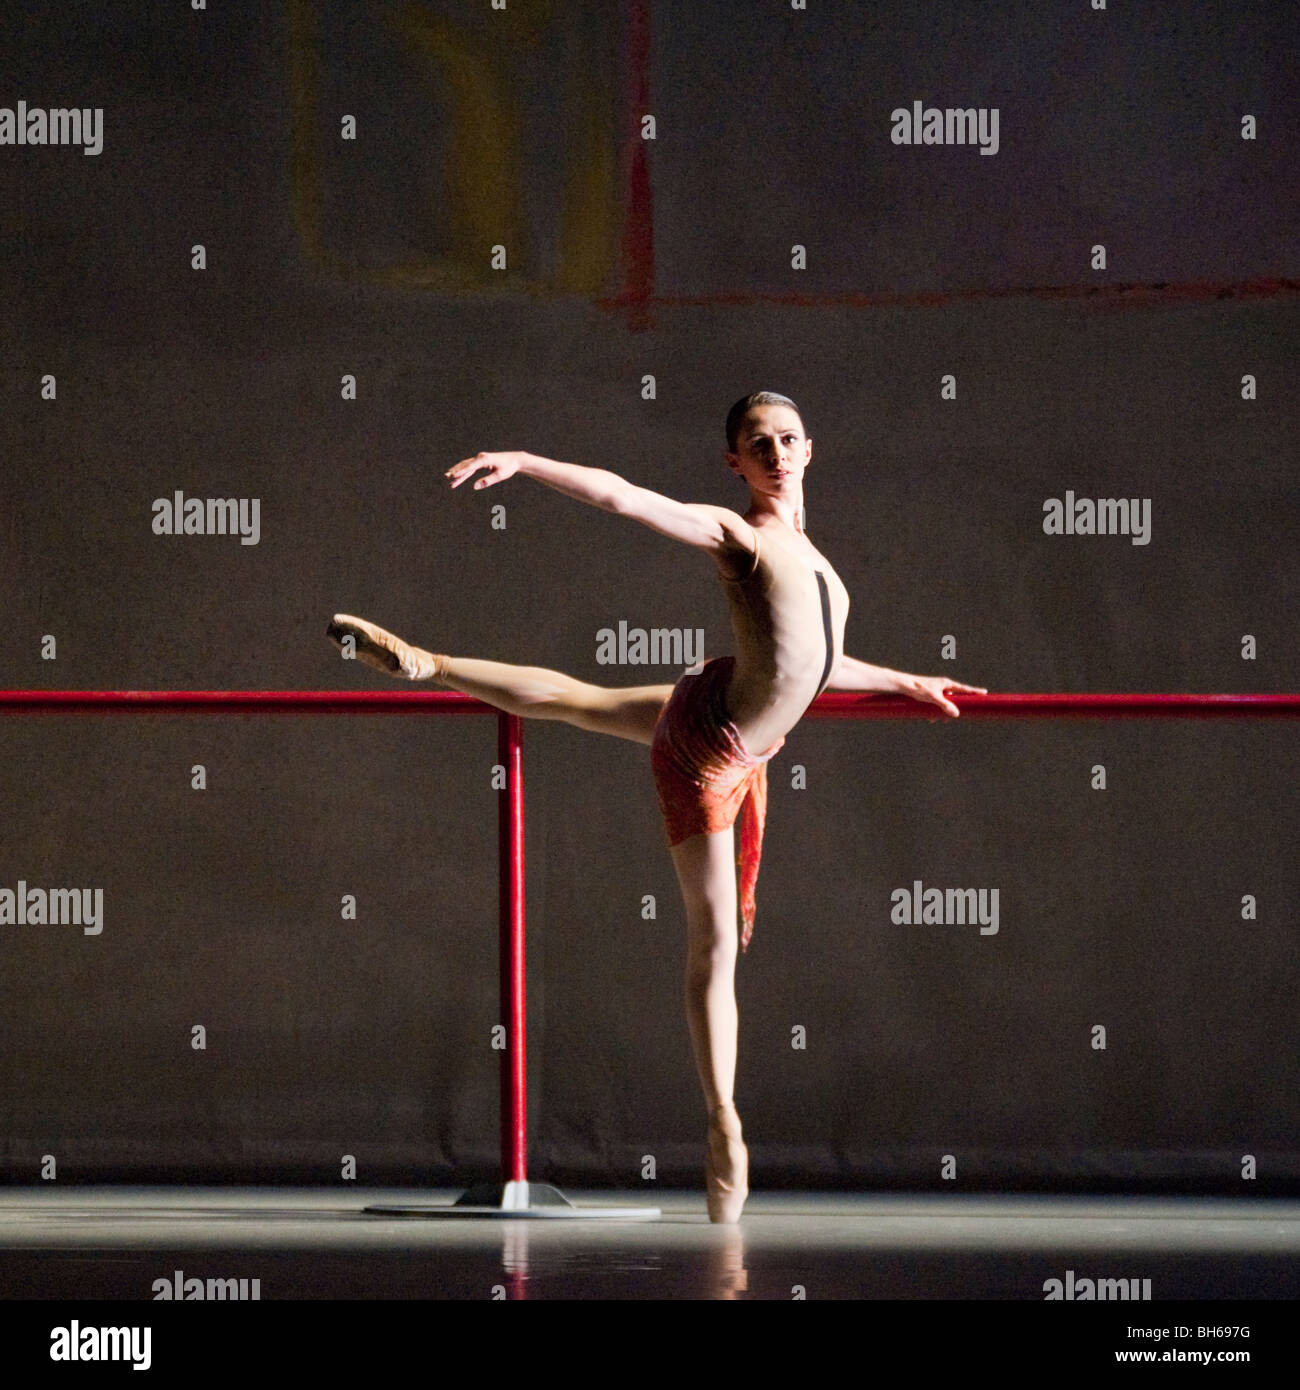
[329,613,747,1218]
[328,614,673,745]
[669,828,749,1223]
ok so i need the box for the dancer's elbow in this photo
[604,475,642,514]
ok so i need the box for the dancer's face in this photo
[724,405,812,497]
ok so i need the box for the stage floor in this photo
[2,1187,1299,1299]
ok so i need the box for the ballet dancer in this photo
[327,391,986,1222]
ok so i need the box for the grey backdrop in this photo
[1,0,1297,1191]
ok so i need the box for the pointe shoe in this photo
[327,614,445,680]
[705,1101,749,1224]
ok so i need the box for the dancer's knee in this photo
[684,909,739,976]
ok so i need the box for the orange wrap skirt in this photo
[650,656,785,952]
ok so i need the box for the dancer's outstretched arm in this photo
[447,450,750,556]
[828,653,986,716]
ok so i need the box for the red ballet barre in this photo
[0,687,653,1217]
[808,692,1300,719]
[0,689,484,712]
[2,687,1296,1218]
[1,689,1296,717]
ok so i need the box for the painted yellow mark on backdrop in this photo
[285,0,618,296]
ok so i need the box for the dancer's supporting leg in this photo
[328,614,671,743]
[669,828,749,1223]
[328,613,746,1220]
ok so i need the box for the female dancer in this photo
[328,391,985,1222]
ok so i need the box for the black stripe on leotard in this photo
[813,570,834,699]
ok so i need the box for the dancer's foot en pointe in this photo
[705,1100,749,1223]
[327,614,446,681]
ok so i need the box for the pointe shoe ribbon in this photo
[327,614,445,680]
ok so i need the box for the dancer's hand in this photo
[446,451,525,490]
[898,675,987,718]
